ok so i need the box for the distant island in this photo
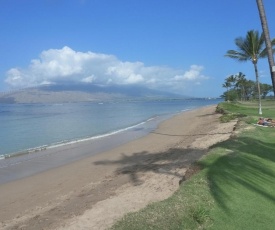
[0,83,190,104]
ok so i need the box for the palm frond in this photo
[225,30,268,64]
[225,50,249,62]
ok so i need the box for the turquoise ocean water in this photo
[0,99,221,158]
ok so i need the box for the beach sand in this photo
[0,105,237,230]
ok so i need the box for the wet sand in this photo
[0,105,237,230]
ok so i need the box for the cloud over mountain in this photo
[5,46,209,94]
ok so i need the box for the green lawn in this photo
[111,101,275,230]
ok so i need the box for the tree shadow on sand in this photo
[94,126,235,187]
[94,147,206,186]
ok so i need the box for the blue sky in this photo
[1,0,274,97]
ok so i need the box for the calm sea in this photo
[0,99,221,158]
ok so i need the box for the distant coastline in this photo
[0,83,220,104]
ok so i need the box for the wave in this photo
[47,118,152,148]
[0,115,159,164]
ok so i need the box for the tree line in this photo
[221,72,273,101]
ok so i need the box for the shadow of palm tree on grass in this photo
[201,136,275,213]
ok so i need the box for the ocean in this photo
[0,99,221,158]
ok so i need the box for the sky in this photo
[0,0,275,98]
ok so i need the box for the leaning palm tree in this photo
[225,30,270,114]
[256,0,275,96]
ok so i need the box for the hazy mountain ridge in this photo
[0,84,188,103]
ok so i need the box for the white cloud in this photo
[5,68,23,86]
[174,65,208,81]
[5,46,210,94]
[31,46,89,77]
[81,75,95,83]
[106,62,144,84]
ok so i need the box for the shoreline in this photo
[0,111,178,184]
[0,105,237,230]
[0,108,191,161]
[0,113,166,159]
[1,99,221,157]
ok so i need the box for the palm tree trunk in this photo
[254,62,263,114]
[256,0,275,97]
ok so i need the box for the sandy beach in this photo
[0,105,237,230]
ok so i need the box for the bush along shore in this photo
[111,101,275,230]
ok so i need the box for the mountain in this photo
[0,83,187,103]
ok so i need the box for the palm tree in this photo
[256,0,275,96]
[243,80,255,100]
[225,30,270,114]
[222,82,231,101]
[235,72,246,101]
[222,75,237,102]
[226,75,236,89]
